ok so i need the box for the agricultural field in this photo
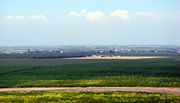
[0,59,179,87]
[0,91,180,103]
[0,58,121,66]
[1,0,180,102]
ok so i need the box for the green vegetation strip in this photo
[0,59,179,87]
[0,91,179,103]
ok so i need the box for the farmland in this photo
[0,59,179,87]
[0,51,180,102]
[1,0,180,102]
[0,91,180,103]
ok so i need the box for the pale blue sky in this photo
[0,0,180,46]
[0,0,179,18]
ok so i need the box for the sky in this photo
[0,0,180,46]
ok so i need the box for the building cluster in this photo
[0,46,180,54]
[0,48,64,54]
[27,49,64,54]
[95,47,180,54]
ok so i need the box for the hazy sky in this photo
[0,0,180,46]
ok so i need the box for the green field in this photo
[0,59,179,87]
[1,52,180,59]
[0,91,179,103]
[0,59,122,66]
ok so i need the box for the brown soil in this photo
[0,87,180,95]
[65,56,169,59]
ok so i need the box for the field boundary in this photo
[0,87,180,95]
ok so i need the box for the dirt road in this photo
[0,87,180,95]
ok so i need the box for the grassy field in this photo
[0,91,180,103]
[0,59,179,87]
[0,59,122,66]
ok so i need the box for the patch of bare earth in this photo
[0,87,180,95]
[65,56,169,59]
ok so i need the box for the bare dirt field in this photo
[0,87,180,95]
[66,56,169,59]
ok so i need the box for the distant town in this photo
[0,45,180,55]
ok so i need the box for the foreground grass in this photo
[0,59,180,87]
[0,91,180,103]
